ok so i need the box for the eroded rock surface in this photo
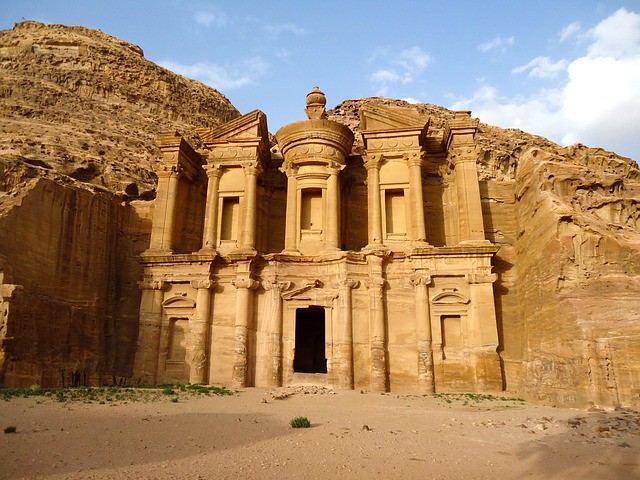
[0,21,239,386]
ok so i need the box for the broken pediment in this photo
[162,296,196,309]
[199,110,269,145]
[360,104,429,133]
[431,291,470,305]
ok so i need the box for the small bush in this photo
[4,426,17,434]
[290,416,311,428]
[161,387,174,395]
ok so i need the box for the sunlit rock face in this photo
[0,21,238,386]
[1,21,639,409]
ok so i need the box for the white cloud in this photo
[368,46,431,93]
[402,97,422,104]
[194,10,228,28]
[512,56,567,79]
[588,7,640,58]
[452,8,640,159]
[560,22,581,42]
[370,69,401,83]
[265,23,307,37]
[160,57,268,90]
[478,36,515,53]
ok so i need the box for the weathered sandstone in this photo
[1,22,639,408]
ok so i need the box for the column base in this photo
[280,248,302,256]
[458,239,492,246]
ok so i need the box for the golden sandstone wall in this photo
[0,22,639,408]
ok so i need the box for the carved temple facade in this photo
[134,88,503,393]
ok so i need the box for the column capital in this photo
[190,279,217,290]
[365,277,387,290]
[279,161,298,177]
[156,165,179,178]
[232,277,260,290]
[406,151,425,168]
[338,278,360,290]
[242,161,262,176]
[204,163,223,178]
[263,279,292,294]
[138,280,166,291]
[466,273,497,284]
[410,273,432,287]
[363,154,383,170]
[1,283,23,301]
[449,145,480,164]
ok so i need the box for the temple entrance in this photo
[293,306,327,373]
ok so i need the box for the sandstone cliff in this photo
[329,99,640,407]
[0,21,239,386]
[1,21,639,408]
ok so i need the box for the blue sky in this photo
[2,1,640,160]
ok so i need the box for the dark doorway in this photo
[293,306,327,373]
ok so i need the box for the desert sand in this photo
[1,386,638,480]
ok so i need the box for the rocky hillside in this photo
[0,21,238,387]
[0,21,239,201]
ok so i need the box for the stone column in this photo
[232,271,258,387]
[240,163,260,251]
[338,278,359,389]
[325,164,342,251]
[367,254,388,391]
[407,152,427,243]
[149,167,179,252]
[453,148,486,243]
[134,280,165,384]
[411,273,434,392]
[364,155,383,247]
[189,279,215,384]
[262,278,291,387]
[201,165,223,251]
[281,164,299,253]
[0,282,23,385]
[466,272,502,391]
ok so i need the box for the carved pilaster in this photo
[364,154,383,247]
[366,253,388,391]
[337,277,359,389]
[262,278,292,387]
[134,280,167,384]
[231,272,259,388]
[201,165,223,251]
[411,272,434,392]
[406,151,428,243]
[189,279,216,384]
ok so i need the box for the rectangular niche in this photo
[300,188,322,231]
[385,189,406,235]
[220,197,240,241]
[441,315,463,360]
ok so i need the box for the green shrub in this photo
[290,416,311,428]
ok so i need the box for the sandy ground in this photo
[1,386,639,480]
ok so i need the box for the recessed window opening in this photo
[300,189,322,230]
[385,189,406,234]
[293,306,327,373]
[441,315,463,359]
[220,197,240,241]
[167,318,188,362]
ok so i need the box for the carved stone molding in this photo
[190,279,216,290]
[138,280,166,291]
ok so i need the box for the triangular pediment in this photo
[360,105,429,132]
[199,110,268,144]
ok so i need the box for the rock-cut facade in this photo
[134,88,503,393]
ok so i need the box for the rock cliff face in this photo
[1,21,638,407]
[329,99,640,407]
[0,21,239,386]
